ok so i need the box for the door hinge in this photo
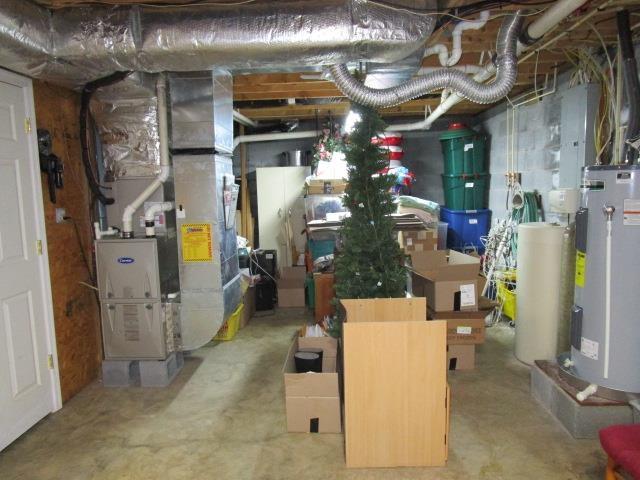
[24,117,32,134]
[36,239,43,255]
[47,354,54,370]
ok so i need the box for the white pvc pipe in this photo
[389,0,590,131]
[576,383,598,402]
[526,0,587,41]
[122,74,171,237]
[233,130,320,149]
[424,11,489,67]
[424,44,449,67]
[144,201,174,237]
[448,11,490,66]
[233,110,258,128]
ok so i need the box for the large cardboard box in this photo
[411,250,480,312]
[398,229,438,253]
[428,309,486,345]
[411,250,480,281]
[283,335,341,433]
[341,298,449,468]
[278,267,307,308]
[447,344,475,370]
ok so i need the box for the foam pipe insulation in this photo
[0,0,435,88]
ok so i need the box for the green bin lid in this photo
[439,122,477,141]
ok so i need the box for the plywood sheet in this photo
[341,297,426,323]
[33,81,102,402]
[343,320,448,468]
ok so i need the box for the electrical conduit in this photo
[122,74,170,238]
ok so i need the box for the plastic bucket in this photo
[442,173,489,210]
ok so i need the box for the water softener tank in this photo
[571,165,640,394]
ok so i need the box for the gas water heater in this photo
[567,165,640,396]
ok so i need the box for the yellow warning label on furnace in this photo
[181,223,213,262]
[575,251,586,288]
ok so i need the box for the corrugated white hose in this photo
[327,13,523,109]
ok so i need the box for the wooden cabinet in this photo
[256,167,309,270]
[313,272,335,322]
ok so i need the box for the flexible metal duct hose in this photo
[328,12,523,108]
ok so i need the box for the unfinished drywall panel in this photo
[33,81,102,402]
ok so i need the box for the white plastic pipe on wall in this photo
[514,223,565,365]
[122,74,171,237]
[144,201,174,237]
[424,44,449,67]
[390,0,589,131]
[233,130,320,150]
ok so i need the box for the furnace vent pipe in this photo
[327,13,522,109]
[144,201,174,238]
[425,11,490,67]
[122,74,170,237]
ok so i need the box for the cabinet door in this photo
[282,167,311,268]
[256,168,285,256]
[256,167,309,270]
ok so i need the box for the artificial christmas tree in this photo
[334,106,406,301]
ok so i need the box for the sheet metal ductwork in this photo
[328,12,523,108]
[0,0,436,88]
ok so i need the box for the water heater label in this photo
[623,199,640,226]
[575,251,586,288]
[580,337,599,360]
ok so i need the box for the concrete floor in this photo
[0,308,605,480]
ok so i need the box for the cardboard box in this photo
[411,250,481,313]
[443,317,485,345]
[239,285,255,329]
[447,344,475,370]
[306,179,347,195]
[298,332,338,372]
[278,267,307,308]
[283,336,341,433]
[410,250,481,281]
[414,276,478,312]
[398,229,437,253]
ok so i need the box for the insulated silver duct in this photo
[0,0,435,88]
[328,12,523,108]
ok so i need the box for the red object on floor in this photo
[599,424,640,479]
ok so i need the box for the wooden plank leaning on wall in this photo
[33,81,102,402]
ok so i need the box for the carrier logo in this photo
[117,257,135,264]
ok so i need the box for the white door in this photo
[0,70,61,451]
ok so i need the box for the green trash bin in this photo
[440,123,487,175]
[442,173,490,210]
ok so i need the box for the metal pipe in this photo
[328,13,522,109]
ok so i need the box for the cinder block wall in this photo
[472,74,573,220]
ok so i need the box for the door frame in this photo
[0,68,62,412]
